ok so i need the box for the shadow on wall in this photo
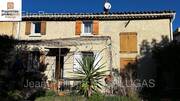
[122,35,180,100]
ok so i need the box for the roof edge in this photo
[22,10,176,20]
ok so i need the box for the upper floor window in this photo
[75,20,99,36]
[82,21,93,36]
[33,22,41,34]
[25,21,46,36]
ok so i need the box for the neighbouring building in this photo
[174,27,180,41]
[0,10,176,90]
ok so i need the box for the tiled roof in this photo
[22,10,175,21]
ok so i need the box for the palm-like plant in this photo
[75,54,108,98]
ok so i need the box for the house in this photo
[174,27,180,41]
[0,10,175,89]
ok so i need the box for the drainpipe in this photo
[15,21,20,39]
[170,13,176,41]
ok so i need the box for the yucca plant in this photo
[75,54,108,98]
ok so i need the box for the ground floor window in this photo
[73,51,101,71]
[27,51,40,72]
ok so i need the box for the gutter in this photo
[170,13,176,41]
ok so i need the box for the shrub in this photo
[74,54,108,97]
[7,90,23,101]
[89,92,140,101]
[45,90,56,96]
[35,95,85,101]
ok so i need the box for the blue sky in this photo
[23,0,179,30]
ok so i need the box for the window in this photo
[25,21,46,36]
[75,20,99,36]
[27,51,40,72]
[82,51,94,58]
[35,22,41,33]
[73,52,94,71]
[32,22,41,34]
[74,51,100,72]
[120,32,137,53]
[82,52,101,69]
[82,21,93,36]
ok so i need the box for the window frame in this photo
[81,20,93,36]
[27,51,40,72]
[73,51,95,72]
[81,51,94,58]
[29,22,41,37]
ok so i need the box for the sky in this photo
[23,0,179,30]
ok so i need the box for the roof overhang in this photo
[22,10,176,21]
[18,36,111,47]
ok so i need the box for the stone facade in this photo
[0,11,175,87]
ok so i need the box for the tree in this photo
[139,36,180,99]
[0,35,48,101]
[0,35,16,99]
[75,54,108,98]
[151,37,180,97]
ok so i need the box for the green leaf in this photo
[74,54,108,97]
